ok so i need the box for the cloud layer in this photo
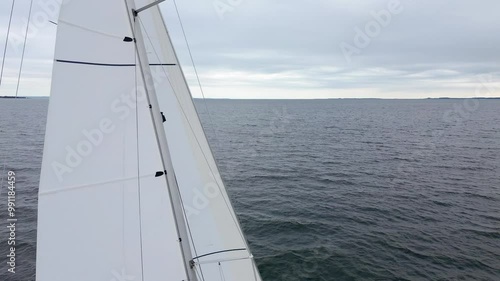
[0,0,499,98]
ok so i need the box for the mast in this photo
[124,0,198,280]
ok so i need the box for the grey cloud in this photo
[1,0,499,97]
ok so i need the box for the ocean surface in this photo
[0,98,499,280]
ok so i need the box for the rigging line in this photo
[15,0,34,98]
[39,173,156,196]
[137,16,249,248]
[131,13,197,281]
[0,0,16,87]
[170,3,255,256]
[172,0,220,147]
[58,19,124,40]
[194,265,203,281]
[137,18,206,281]
[137,17,215,281]
[172,175,207,281]
[133,23,147,281]
[137,26,249,275]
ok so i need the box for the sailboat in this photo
[36,0,263,280]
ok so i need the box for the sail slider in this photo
[133,0,166,16]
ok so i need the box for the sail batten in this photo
[55,60,178,67]
[55,59,137,67]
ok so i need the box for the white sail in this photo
[37,0,188,280]
[37,0,262,280]
[134,2,262,280]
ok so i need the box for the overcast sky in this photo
[0,0,499,99]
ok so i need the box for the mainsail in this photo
[36,0,262,280]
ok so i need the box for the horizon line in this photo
[1,96,500,100]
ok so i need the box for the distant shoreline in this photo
[1,96,499,100]
[0,96,28,99]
